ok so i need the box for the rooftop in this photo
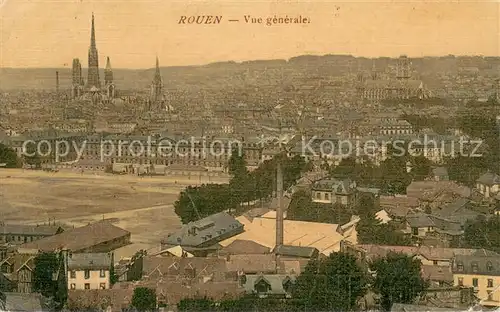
[163,212,243,248]
[67,253,112,270]
[18,221,130,253]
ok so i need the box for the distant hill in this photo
[0,54,499,91]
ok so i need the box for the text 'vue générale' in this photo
[178,15,311,25]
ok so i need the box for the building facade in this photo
[452,255,500,307]
[67,253,112,290]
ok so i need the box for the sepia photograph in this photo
[0,0,499,311]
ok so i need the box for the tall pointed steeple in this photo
[154,56,162,84]
[87,13,101,89]
[150,56,164,107]
[90,13,96,49]
[105,56,113,85]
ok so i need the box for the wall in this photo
[453,274,500,306]
[68,269,110,290]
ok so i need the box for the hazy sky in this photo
[0,0,498,69]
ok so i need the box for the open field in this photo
[0,169,229,259]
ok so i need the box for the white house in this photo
[67,253,112,290]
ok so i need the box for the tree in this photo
[0,143,21,168]
[131,287,157,312]
[33,252,59,297]
[356,212,412,246]
[462,215,500,252]
[23,141,41,168]
[227,149,248,177]
[292,252,367,311]
[410,155,432,181]
[371,252,428,311]
[178,297,215,311]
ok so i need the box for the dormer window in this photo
[471,262,479,273]
[487,262,494,272]
[457,261,464,272]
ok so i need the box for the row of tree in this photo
[177,252,427,312]
[174,151,310,224]
[0,143,22,168]
[324,151,433,195]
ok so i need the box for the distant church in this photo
[356,55,428,102]
[70,13,117,104]
[147,57,171,112]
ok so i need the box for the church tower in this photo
[71,58,84,99]
[396,55,411,80]
[104,57,116,98]
[149,57,164,109]
[86,13,101,89]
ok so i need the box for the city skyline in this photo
[0,0,499,69]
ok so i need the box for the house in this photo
[0,224,64,245]
[139,256,228,283]
[345,243,498,268]
[432,167,449,181]
[404,213,464,241]
[241,274,296,298]
[0,254,35,293]
[476,172,500,198]
[379,195,419,220]
[406,181,471,210]
[67,253,112,290]
[311,178,358,206]
[452,254,500,307]
[161,212,244,255]
[18,221,131,253]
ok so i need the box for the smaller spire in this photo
[105,57,112,70]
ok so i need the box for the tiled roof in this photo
[220,216,348,256]
[18,221,130,253]
[452,254,500,276]
[220,239,271,255]
[67,253,112,270]
[142,256,227,282]
[0,224,62,236]
[476,172,500,186]
[162,212,243,248]
[274,245,318,258]
[226,254,277,274]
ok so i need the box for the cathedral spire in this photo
[87,13,100,88]
[154,56,162,83]
[106,56,112,70]
[105,57,113,85]
[90,13,96,49]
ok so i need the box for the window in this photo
[84,270,90,279]
[457,262,464,272]
[316,192,321,199]
[99,270,105,278]
[70,271,76,279]
[84,283,90,290]
[473,278,478,287]
[458,278,463,286]
[324,193,329,201]
[471,262,479,273]
[488,279,494,288]
[488,291,493,301]
[412,227,419,236]
[70,283,76,290]
[99,283,106,290]
[433,260,438,266]
[487,262,494,272]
